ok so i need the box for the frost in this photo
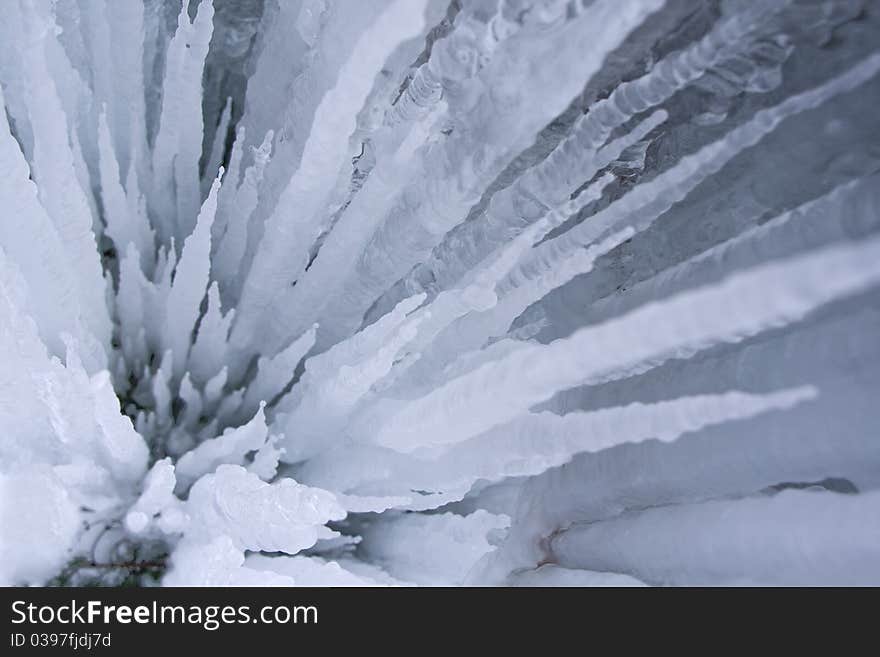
[163,465,344,586]
[1,0,879,586]
[0,469,80,586]
[182,465,345,554]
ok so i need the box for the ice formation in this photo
[0,0,878,586]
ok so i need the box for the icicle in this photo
[374,109,669,314]
[187,282,234,385]
[175,405,272,489]
[392,226,633,394]
[201,96,232,199]
[98,110,154,272]
[0,249,149,583]
[360,236,880,453]
[0,5,33,162]
[369,171,619,393]
[233,0,397,288]
[161,173,221,381]
[232,0,430,354]
[515,378,879,553]
[177,373,203,430]
[235,0,308,157]
[516,53,880,293]
[203,367,229,409]
[386,1,497,127]
[449,387,815,482]
[0,86,93,363]
[241,325,317,414]
[10,2,112,358]
[0,250,70,463]
[150,0,215,244]
[404,52,880,379]
[210,127,245,250]
[572,176,880,333]
[151,349,174,431]
[296,383,816,515]
[271,294,424,463]
[295,0,666,352]
[252,0,526,354]
[104,0,149,181]
[212,129,273,308]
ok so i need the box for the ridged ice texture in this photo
[0,0,878,586]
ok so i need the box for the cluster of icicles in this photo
[0,0,878,586]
